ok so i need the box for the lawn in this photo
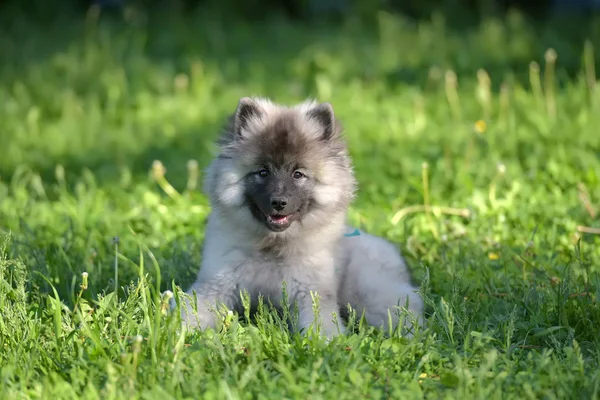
[1,3,600,399]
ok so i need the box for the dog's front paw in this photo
[298,304,346,341]
[320,317,346,341]
[180,295,217,331]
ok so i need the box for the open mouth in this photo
[246,199,300,232]
[263,212,297,232]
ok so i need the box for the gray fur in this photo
[181,97,424,338]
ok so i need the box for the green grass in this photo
[1,4,600,399]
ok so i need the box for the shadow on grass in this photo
[0,3,600,188]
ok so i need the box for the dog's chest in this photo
[203,231,337,298]
[240,251,336,297]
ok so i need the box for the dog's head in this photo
[205,97,356,238]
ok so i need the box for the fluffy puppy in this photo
[181,97,423,338]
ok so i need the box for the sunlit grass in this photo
[1,5,600,398]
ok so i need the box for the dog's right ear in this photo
[233,97,262,138]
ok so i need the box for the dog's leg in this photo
[180,273,239,332]
[295,289,345,339]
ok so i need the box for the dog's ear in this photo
[307,102,336,140]
[233,97,262,138]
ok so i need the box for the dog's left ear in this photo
[307,102,336,140]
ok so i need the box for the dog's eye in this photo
[293,171,305,179]
[258,169,269,178]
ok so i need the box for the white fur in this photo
[180,98,424,339]
[183,211,346,337]
[338,230,424,332]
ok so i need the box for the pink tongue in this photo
[270,215,288,223]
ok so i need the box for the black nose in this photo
[271,197,287,211]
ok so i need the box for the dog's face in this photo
[244,160,314,232]
[205,97,356,237]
